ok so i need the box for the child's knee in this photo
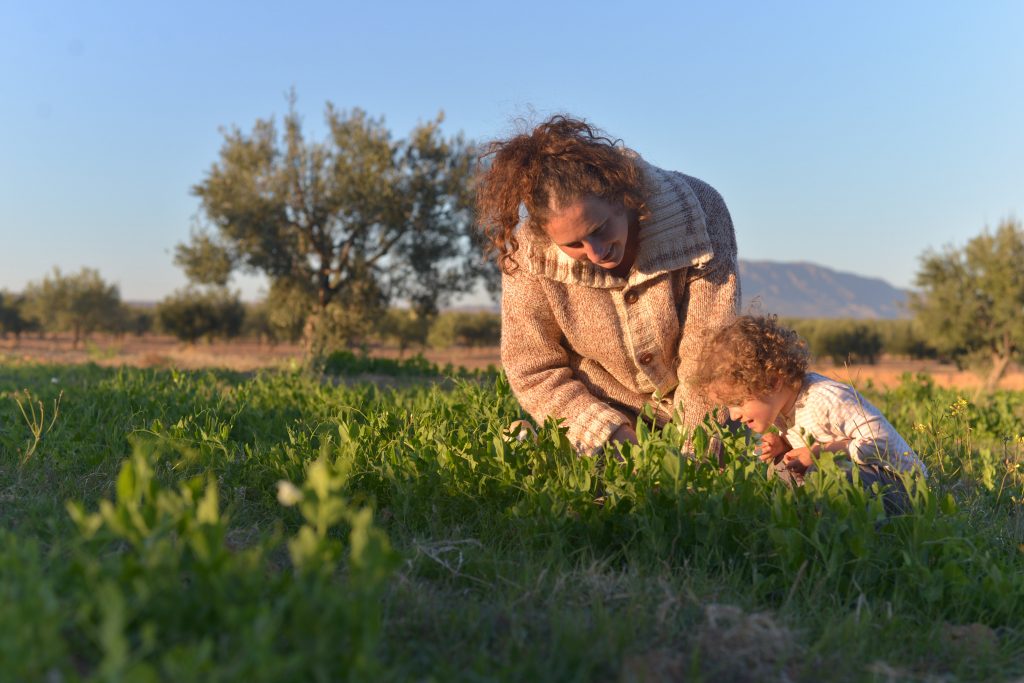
[851,464,911,515]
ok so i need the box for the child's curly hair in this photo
[688,315,810,404]
[474,114,648,274]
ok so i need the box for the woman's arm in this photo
[501,269,633,453]
[673,179,741,435]
[673,258,740,431]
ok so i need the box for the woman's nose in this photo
[581,236,606,262]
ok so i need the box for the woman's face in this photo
[544,196,630,269]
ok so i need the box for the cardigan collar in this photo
[517,159,714,289]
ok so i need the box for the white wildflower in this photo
[503,419,537,443]
[276,480,304,507]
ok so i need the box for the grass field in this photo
[3,356,1024,681]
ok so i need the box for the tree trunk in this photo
[980,350,1012,397]
[303,311,323,358]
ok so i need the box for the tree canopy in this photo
[179,99,484,348]
[911,218,1024,393]
[23,268,122,347]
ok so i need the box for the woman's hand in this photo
[607,424,639,466]
[611,424,639,445]
[756,432,789,463]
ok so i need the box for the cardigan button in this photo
[624,290,638,304]
[638,352,654,366]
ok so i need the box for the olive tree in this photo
[911,219,1024,394]
[23,268,122,347]
[177,97,483,349]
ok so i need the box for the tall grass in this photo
[1,363,1023,681]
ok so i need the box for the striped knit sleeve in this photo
[673,180,741,438]
[673,256,740,434]
[500,269,632,454]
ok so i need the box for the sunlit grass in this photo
[1,363,1023,681]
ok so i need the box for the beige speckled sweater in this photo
[500,160,740,453]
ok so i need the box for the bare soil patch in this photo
[2,334,1021,391]
[811,358,1024,392]
[0,334,304,372]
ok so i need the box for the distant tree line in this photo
[780,318,937,365]
[0,263,988,367]
[0,261,1007,368]
[0,268,150,348]
[0,263,948,360]
[0,266,502,350]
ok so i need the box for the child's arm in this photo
[827,388,921,473]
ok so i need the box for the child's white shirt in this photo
[779,373,926,477]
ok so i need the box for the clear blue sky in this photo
[2,0,1021,302]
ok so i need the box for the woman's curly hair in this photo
[475,114,648,274]
[688,315,810,404]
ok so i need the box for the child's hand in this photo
[756,432,789,463]
[782,447,814,473]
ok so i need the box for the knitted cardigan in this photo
[500,160,740,453]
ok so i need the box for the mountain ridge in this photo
[739,259,910,319]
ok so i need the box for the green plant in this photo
[3,363,1024,680]
[11,388,62,465]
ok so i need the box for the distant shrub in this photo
[241,302,274,344]
[157,287,245,343]
[110,303,155,338]
[817,323,883,365]
[375,308,430,354]
[877,320,938,359]
[427,311,500,349]
[0,291,33,341]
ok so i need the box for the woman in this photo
[476,115,739,454]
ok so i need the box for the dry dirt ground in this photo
[2,333,1022,391]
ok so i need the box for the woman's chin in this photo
[595,249,621,269]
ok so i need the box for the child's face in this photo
[714,382,794,434]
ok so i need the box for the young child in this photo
[689,315,926,510]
